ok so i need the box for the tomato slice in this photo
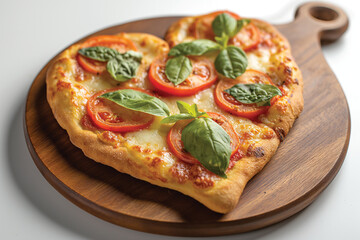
[214,69,276,119]
[77,35,138,74]
[229,23,261,51]
[192,10,260,51]
[149,55,218,96]
[167,112,240,165]
[86,88,154,132]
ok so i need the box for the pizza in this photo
[46,11,303,214]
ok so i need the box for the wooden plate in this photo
[24,2,350,236]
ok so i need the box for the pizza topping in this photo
[212,13,250,46]
[87,88,170,132]
[214,46,248,79]
[228,22,261,51]
[106,51,142,81]
[224,83,282,107]
[76,35,138,75]
[165,13,248,80]
[168,39,221,57]
[181,117,231,178]
[215,69,280,119]
[161,101,208,123]
[163,102,239,178]
[149,55,217,96]
[99,88,170,117]
[192,11,260,51]
[165,55,192,85]
[78,46,119,62]
[78,46,142,82]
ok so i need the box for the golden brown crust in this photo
[253,19,304,138]
[46,14,303,214]
[165,16,195,47]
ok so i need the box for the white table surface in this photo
[1,0,359,239]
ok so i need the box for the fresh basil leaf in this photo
[168,40,221,57]
[176,101,207,117]
[215,46,247,79]
[182,118,231,178]
[106,51,142,82]
[78,46,118,62]
[212,13,237,38]
[225,83,282,106]
[99,89,170,117]
[161,113,195,124]
[234,19,251,36]
[165,56,192,85]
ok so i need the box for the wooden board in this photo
[24,2,350,236]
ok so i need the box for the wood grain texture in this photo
[24,2,350,236]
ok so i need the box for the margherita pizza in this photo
[46,11,303,214]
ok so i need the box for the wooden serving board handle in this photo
[277,1,349,45]
[24,1,350,236]
[295,2,348,42]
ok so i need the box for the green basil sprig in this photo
[161,101,208,123]
[78,47,142,82]
[162,101,231,178]
[212,15,250,46]
[165,13,250,83]
[99,89,170,117]
[225,83,282,106]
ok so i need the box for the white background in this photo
[1,0,359,239]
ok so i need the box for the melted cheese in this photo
[247,49,271,72]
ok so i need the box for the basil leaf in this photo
[168,40,221,57]
[161,113,195,124]
[212,13,237,38]
[182,118,231,178]
[106,51,142,82]
[99,89,170,117]
[78,46,118,62]
[176,101,207,117]
[225,83,282,106]
[165,56,192,85]
[215,46,247,79]
[234,19,251,36]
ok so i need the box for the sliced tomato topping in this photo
[167,112,240,165]
[149,55,218,96]
[229,23,261,51]
[214,69,276,119]
[77,35,138,74]
[191,10,260,51]
[86,88,154,132]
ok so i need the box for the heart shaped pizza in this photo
[46,11,303,213]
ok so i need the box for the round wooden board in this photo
[24,2,350,236]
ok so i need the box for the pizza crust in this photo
[46,15,303,214]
